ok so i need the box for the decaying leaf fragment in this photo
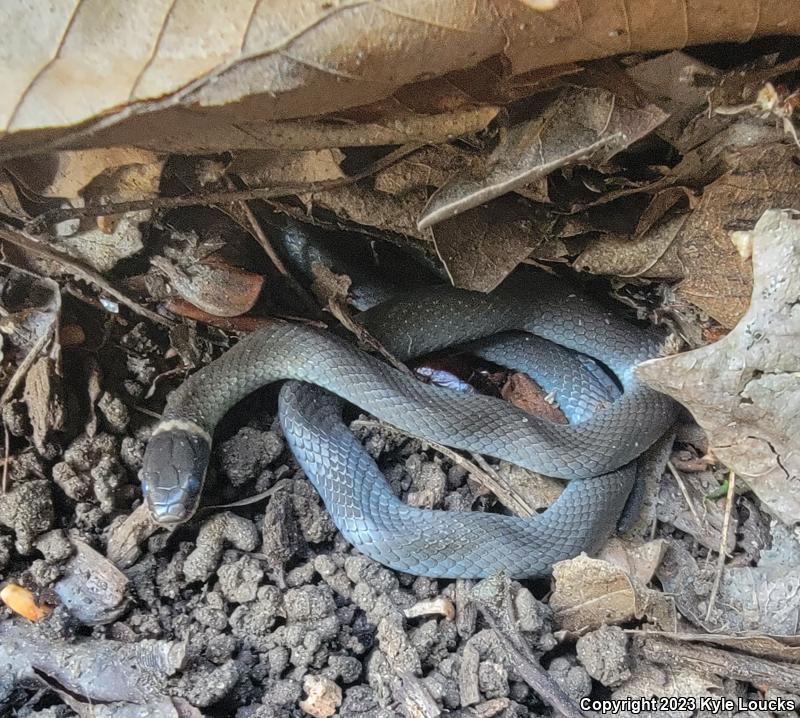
[431,196,558,292]
[672,142,800,327]
[151,256,264,318]
[418,87,668,229]
[550,554,676,633]
[638,209,800,527]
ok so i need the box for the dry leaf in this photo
[550,554,676,633]
[55,213,147,273]
[3,2,799,158]
[501,372,567,424]
[418,87,668,229]
[5,148,162,201]
[230,149,345,186]
[655,469,737,553]
[152,256,264,318]
[23,353,64,456]
[574,212,687,278]
[658,535,800,634]
[673,143,800,326]
[373,145,482,197]
[597,538,669,585]
[311,184,427,239]
[638,209,800,527]
[431,197,557,292]
[626,51,719,146]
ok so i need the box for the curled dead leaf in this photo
[152,256,264,318]
[3,2,798,159]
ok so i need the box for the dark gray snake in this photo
[141,271,676,578]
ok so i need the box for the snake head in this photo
[140,420,211,526]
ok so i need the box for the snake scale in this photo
[141,270,676,578]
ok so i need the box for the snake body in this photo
[141,271,676,578]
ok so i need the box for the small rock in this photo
[219,428,284,486]
[218,555,264,603]
[97,392,129,433]
[35,529,73,562]
[478,661,509,699]
[547,656,592,700]
[183,512,259,583]
[284,585,336,623]
[576,624,632,687]
[52,462,91,502]
[0,479,54,553]
[299,674,342,718]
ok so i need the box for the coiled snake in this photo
[141,271,675,578]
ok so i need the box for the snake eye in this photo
[141,428,211,525]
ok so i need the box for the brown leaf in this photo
[3,3,799,158]
[597,538,669,585]
[673,143,800,327]
[656,540,800,635]
[23,354,64,456]
[431,197,557,292]
[418,87,668,229]
[626,51,719,146]
[500,372,567,424]
[311,184,427,239]
[574,212,687,279]
[638,209,800,527]
[230,149,344,186]
[655,469,737,553]
[152,256,264,318]
[550,554,676,633]
[5,148,162,201]
[55,212,147,273]
[111,107,500,153]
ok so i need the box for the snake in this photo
[140,270,676,578]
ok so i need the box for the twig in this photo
[472,589,586,718]
[2,425,9,495]
[226,177,320,315]
[0,328,52,409]
[349,419,538,516]
[666,459,701,526]
[325,296,415,377]
[25,144,423,233]
[0,224,173,328]
[705,470,736,622]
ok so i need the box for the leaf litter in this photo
[0,10,800,716]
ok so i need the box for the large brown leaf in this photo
[637,209,800,527]
[2,1,799,158]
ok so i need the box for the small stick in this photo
[349,419,538,516]
[227,178,320,315]
[666,459,701,526]
[2,425,9,495]
[25,144,423,232]
[705,470,736,622]
[0,224,173,328]
[477,609,586,718]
